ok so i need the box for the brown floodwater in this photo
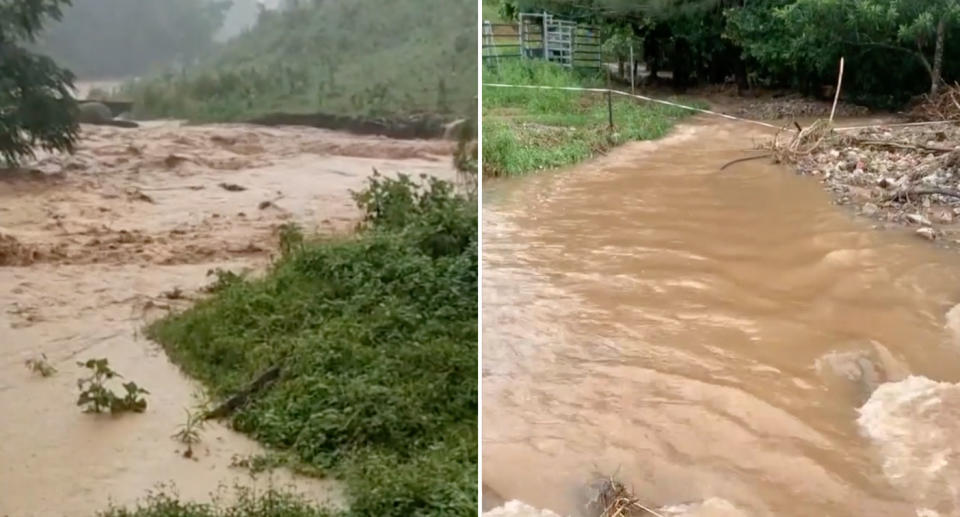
[482,118,960,517]
[0,122,456,516]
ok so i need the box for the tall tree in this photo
[0,0,78,166]
[754,0,960,96]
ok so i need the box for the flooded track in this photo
[0,122,456,516]
[482,118,960,516]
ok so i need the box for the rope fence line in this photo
[482,82,957,133]
[483,82,783,130]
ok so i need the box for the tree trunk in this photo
[931,17,946,96]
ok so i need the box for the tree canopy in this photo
[497,0,960,107]
[0,0,78,166]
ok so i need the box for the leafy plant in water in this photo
[277,223,304,257]
[172,407,207,458]
[204,268,244,293]
[76,358,149,414]
[25,353,57,377]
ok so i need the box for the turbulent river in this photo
[482,118,960,517]
[0,122,456,516]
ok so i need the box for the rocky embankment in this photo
[783,122,960,244]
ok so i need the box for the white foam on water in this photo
[658,498,747,517]
[482,498,745,517]
[858,376,960,515]
[482,500,564,517]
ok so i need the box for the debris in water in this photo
[219,182,247,192]
[127,188,155,204]
[0,231,39,266]
[164,154,190,168]
[588,477,666,517]
[163,287,184,300]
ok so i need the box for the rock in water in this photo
[916,227,937,240]
[77,102,139,128]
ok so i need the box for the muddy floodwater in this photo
[483,119,960,516]
[0,122,456,516]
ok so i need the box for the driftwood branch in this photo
[853,139,956,153]
[720,154,772,170]
[204,364,282,420]
[885,187,960,203]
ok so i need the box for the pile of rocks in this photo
[791,122,960,242]
[730,95,869,120]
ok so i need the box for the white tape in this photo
[482,82,958,133]
[482,83,785,130]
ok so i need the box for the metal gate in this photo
[483,12,601,70]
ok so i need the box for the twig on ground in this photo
[853,139,955,153]
[885,187,960,202]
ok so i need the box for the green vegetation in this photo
[483,61,696,176]
[117,0,476,122]
[144,174,477,517]
[97,487,332,517]
[172,407,207,459]
[35,0,229,79]
[76,358,149,414]
[497,0,960,108]
[0,0,78,166]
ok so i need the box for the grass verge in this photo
[135,173,477,517]
[482,61,701,176]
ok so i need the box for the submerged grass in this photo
[136,173,477,517]
[482,61,701,176]
[98,487,332,517]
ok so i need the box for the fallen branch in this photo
[592,478,666,517]
[853,139,955,153]
[885,187,960,202]
[204,364,281,420]
[720,154,772,170]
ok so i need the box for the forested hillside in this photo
[120,0,477,121]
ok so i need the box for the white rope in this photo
[482,82,958,133]
[483,82,784,130]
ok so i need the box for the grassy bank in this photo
[116,0,476,122]
[482,62,699,176]
[125,174,476,517]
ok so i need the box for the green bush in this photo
[146,173,477,517]
[97,487,332,517]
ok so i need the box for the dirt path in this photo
[0,122,456,517]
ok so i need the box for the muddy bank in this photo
[0,122,456,516]
[773,121,960,245]
[246,112,460,140]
